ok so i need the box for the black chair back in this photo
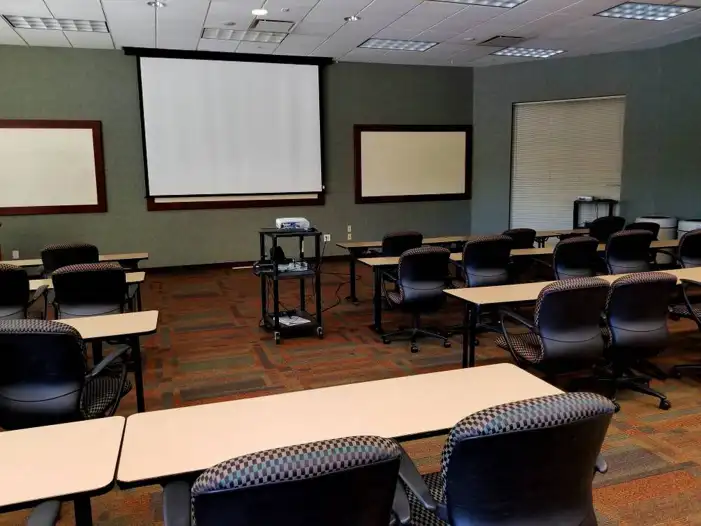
[442,392,614,526]
[589,216,626,243]
[534,278,609,363]
[52,263,127,318]
[462,235,512,287]
[381,231,423,257]
[0,264,30,320]
[191,436,401,526]
[679,229,701,268]
[605,230,654,275]
[625,222,660,239]
[41,243,99,274]
[553,236,600,280]
[605,273,677,351]
[0,320,87,430]
[396,247,450,312]
[502,228,536,249]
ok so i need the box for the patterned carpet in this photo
[5,262,701,525]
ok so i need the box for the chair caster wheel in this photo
[382,337,390,345]
[274,332,281,345]
[613,401,621,413]
[443,340,451,348]
[659,399,671,410]
[410,344,419,353]
[316,327,324,339]
[670,369,682,379]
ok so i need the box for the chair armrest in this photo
[26,500,60,526]
[656,249,683,266]
[531,258,553,269]
[595,454,608,474]
[393,481,411,525]
[397,448,437,512]
[499,307,536,332]
[681,278,701,289]
[163,481,192,526]
[87,344,131,379]
[29,285,48,306]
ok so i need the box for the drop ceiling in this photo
[0,0,700,67]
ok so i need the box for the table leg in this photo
[370,267,384,334]
[461,303,478,368]
[130,335,146,413]
[92,341,103,366]
[345,253,359,303]
[136,285,143,311]
[73,496,92,526]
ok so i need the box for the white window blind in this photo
[510,96,625,230]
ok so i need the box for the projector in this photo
[276,217,311,230]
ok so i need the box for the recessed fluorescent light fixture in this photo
[3,15,108,32]
[202,28,286,43]
[596,2,695,21]
[252,8,268,16]
[492,47,564,58]
[360,38,438,52]
[430,0,528,8]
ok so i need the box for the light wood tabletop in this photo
[358,239,680,267]
[0,417,125,509]
[3,252,149,268]
[29,271,145,291]
[445,266,701,306]
[58,310,159,340]
[118,363,560,485]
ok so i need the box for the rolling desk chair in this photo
[162,436,408,526]
[461,235,512,287]
[678,229,701,268]
[382,231,424,256]
[503,228,537,282]
[602,273,676,410]
[0,264,47,319]
[552,236,600,280]
[604,230,655,275]
[398,392,615,526]
[625,221,660,239]
[383,247,451,353]
[40,243,99,275]
[52,263,130,319]
[588,216,626,244]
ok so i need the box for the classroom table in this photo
[358,239,680,335]
[117,363,560,488]
[59,310,159,413]
[336,229,588,302]
[30,271,145,291]
[446,266,701,368]
[0,417,125,526]
[4,252,149,270]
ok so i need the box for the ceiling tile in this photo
[43,0,105,20]
[293,20,344,36]
[373,27,420,39]
[274,33,327,54]
[0,16,25,45]
[102,0,155,48]
[387,2,465,31]
[15,28,70,46]
[0,0,52,17]
[197,38,240,52]
[235,40,279,53]
[155,0,209,50]
[64,30,114,48]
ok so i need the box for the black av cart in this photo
[254,228,323,344]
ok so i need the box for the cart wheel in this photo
[659,399,671,410]
[274,332,281,345]
[410,343,419,354]
[316,327,324,339]
[443,339,451,348]
[382,337,391,345]
[259,319,265,328]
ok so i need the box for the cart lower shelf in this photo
[260,310,323,344]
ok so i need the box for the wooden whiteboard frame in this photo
[0,120,107,216]
[354,124,472,204]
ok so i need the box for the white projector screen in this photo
[138,57,323,198]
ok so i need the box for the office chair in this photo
[602,273,676,410]
[398,392,615,526]
[40,243,99,275]
[383,247,451,353]
[382,231,424,256]
[625,221,660,239]
[162,436,409,526]
[588,216,625,243]
[552,236,600,280]
[52,263,132,318]
[604,230,655,275]
[502,228,536,249]
[0,264,48,319]
[678,229,701,268]
[461,235,512,287]
[496,278,609,380]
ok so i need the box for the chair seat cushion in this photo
[669,303,701,320]
[495,332,543,363]
[81,375,132,419]
[406,472,446,526]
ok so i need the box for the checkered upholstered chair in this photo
[461,235,512,288]
[398,392,615,526]
[52,262,131,318]
[0,320,132,430]
[383,247,452,353]
[382,231,424,257]
[496,278,609,377]
[602,273,676,410]
[162,436,408,526]
[678,229,701,268]
[40,242,99,275]
[588,215,625,244]
[604,230,655,275]
[624,221,660,239]
[502,228,536,249]
[0,264,48,319]
[553,236,600,280]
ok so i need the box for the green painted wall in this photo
[0,48,473,267]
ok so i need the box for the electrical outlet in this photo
[347,225,352,233]
[323,234,331,242]
[347,233,352,241]
[11,250,19,260]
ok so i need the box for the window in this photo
[510,96,625,230]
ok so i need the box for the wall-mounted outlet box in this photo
[347,233,352,241]
[347,225,352,233]
[11,250,19,260]
[323,234,331,242]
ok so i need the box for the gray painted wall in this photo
[0,47,473,267]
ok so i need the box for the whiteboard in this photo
[0,121,106,215]
[355,126,471,204]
